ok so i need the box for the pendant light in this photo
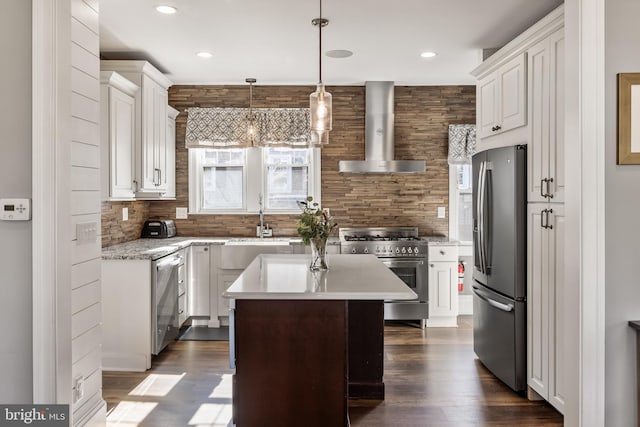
[246,77,258,145]
[309,0,332,145]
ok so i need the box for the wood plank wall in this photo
[101,84,475,245]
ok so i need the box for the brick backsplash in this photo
[102,84,475,246]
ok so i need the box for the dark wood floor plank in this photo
[103,316,563,427]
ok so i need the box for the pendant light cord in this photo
[318,0,322,84]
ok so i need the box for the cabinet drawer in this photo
[428,245,458,262]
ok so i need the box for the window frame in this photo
[448,164,474,255]
[189,146,321,215]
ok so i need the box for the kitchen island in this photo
[223,253,417,427]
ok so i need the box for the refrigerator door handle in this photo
[472,286,514,312]
[483,162,493,274]
[477,161,486,274]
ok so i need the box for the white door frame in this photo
[564,0,606,425]
[32,0,73,404]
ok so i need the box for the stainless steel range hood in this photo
[338,81,426,174]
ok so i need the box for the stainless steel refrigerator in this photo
[472,144,527,393]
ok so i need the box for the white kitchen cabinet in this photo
[100,71,138,201]
[527,29,565,203]
[178,248,188,326]
[527,203,565,414]
[100,60,173,199]
[426,244,459,327]
[476,53,527,139]
[188,245,211,319]
[163,106,179,199]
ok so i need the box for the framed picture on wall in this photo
[618,73,640,164]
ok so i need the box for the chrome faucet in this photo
[258,193,264,239]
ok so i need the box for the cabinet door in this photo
[108,87,136,199]
[163,109,177,199]
[154,86,169,191]
[527,203,549,397]
[498,53,527,133]
[548,30,565,203]
[140,75,158,191]
[527,40,550,203]
[428,261,458,318]
[548,204,565,413]
[477,74,498,139]
[188,246,211,317]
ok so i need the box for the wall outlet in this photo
[176,207,188,219]
[122,207,128,221]
[437,206,446,218]
[73,375,85,403]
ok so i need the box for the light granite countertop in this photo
[101,236,341,261]
[223,254,418,301]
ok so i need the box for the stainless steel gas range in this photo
[339,227,429,326]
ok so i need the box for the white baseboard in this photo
[458,294,473,315]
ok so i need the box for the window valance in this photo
[185,107,312,148]
[448,124,477,165]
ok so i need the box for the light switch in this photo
[77,221,98,244]
[122,207,128,221]
[437,206,446,218]
[176,207,188,219]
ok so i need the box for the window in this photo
[448,164,473,244]
[189,147,320,214]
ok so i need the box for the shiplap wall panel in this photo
[71,0,98,34]
[71,302,100,340]
[101,85,474,245]
[71,258,101,290]
[72,67,99,101]
[71,0,102,423]
[71,141,100,168]
[72,93,100,123]
[71,281,100,314]
[71,241,102,265]
[70,17,98,54]
[72,117,100,146]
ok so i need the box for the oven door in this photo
[379,258,427,302]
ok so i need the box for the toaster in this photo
[141,219,177,238]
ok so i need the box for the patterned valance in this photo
[448,124,476,165]
[185,107,312,148]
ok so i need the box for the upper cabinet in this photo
[100,60,174,199]
[471,5,564,154]
[476,53,527,139]
[100,71,138,201]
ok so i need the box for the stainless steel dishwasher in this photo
[152,252,181,355]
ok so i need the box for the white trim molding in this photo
[32,0,73,405]
[564,0,606,425]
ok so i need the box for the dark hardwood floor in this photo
[102,316,563,426]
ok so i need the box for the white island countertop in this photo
[223,254,418,300]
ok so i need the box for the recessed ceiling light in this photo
[326,49,353,59]
[197,51,213,59]
[420,51,437,58]
[155,5,177,14]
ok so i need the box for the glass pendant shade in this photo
[310,83,332,145]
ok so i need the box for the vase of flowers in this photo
[296,196,337,271]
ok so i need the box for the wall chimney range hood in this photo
[338,81,426,174]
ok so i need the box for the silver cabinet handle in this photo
[546,209,553,230]
[541,209,547,229]
[547,177,554,199]
[541,178,547,198]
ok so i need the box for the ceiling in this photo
[99,0,564,86]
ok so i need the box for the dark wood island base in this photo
[232,299,385,427]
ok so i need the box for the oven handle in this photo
[380,259,425,268]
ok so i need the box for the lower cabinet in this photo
[426,244,459,327]
[188,245,211,319]
[527,203,565,414]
